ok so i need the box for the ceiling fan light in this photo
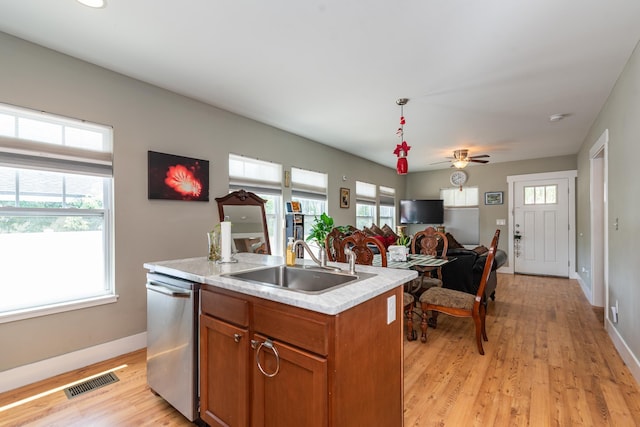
[77,0,106,8]
[452,159,469,169]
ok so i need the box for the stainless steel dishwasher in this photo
[146,272,200,422]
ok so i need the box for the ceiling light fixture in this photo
[77,0,106,8]
[393,98,411,175]
[549,113,565,122]
[452,159,469,169]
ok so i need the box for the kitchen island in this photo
[145,253,417,427]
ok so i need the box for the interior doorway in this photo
[590,129,608,312]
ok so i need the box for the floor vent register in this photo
[64,372,119,399]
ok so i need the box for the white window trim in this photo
[0,295,118,324]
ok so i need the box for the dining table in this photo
[372,253,454,269]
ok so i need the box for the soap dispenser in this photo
[286,237,296,266]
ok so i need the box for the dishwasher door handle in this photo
[146,281,191,297]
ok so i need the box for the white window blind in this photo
[356,181,376,204]
[229,153,282,194]
[440,187,479,207]
[379,185,395,206]
[291,167,327,200]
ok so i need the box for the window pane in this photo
[18,169,64,207]
[546,185,557,204]
[18,117,63,144]
[65,126,106,151]
[356,203,375,229]
[0,113,15,137]
[524,187,535,204]
[0,221,106,312]
[379,205,395,228]
[65,174,105,209]
[257,193,282,257]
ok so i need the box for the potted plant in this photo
[306,212,335,249]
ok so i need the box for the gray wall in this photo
[576,40,640,360]
[0,32,404,371]
[405,155,577,256]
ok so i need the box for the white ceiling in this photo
[1,0,639,171]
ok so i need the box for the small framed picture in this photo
[291,201,301,213]
[485,191,503,205]
[340,187,350,209]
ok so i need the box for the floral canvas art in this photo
[148,151,209,201]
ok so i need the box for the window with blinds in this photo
[356,181,377,229]
[228,154,283,255]
[291,167,327,242]
[0,103,114,322]
[440,186,479,207]
[379,185,395,228]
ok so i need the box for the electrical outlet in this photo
[387,295,396,324]
[611,306,618,323]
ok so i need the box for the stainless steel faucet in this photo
[344,247,356,275]
[292,240,341,272]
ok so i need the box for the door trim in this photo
[589,129,608,310]
[506,170,577,276]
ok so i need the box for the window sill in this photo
[0,294,119,324]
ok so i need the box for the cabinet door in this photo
[200,314,250,427]
[251,333,327,427]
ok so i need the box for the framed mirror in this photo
[215,189,271,255]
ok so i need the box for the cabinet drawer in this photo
[253,304,329,356]
[201,290,249,327]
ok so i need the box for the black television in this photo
[400,199,444,224]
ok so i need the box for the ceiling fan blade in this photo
[469,159,489,163]
[429,160,453,165]
[469,154,490,159]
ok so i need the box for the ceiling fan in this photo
[432,149,490,169]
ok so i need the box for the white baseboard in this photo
[0,332,146,394]
[606,319,640,386]
[575,274,593,305]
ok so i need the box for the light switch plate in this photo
[387,295,396,324]
[496,219,506,225]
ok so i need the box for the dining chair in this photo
[340,231,415,339]
[340,230,386,267]
[325,227,347,262]
[409,227,448,294]
[419,229,500,355]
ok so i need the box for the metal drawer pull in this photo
[233,333,242,343]
[255,339,280,377]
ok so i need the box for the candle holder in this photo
[207,229,221,261]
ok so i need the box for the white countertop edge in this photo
[144,254,418,315]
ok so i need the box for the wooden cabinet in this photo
[200,285,403,427]
[251,333,327,427]
[200,291,250,427]
[200,315,249,427]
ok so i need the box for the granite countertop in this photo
[144,253,417,315]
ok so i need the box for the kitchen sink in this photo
[224,265,375,294]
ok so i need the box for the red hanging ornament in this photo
[393,98,410,175]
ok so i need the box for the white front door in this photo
[513,177,570,277]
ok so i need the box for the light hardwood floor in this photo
[1,274,639,426]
